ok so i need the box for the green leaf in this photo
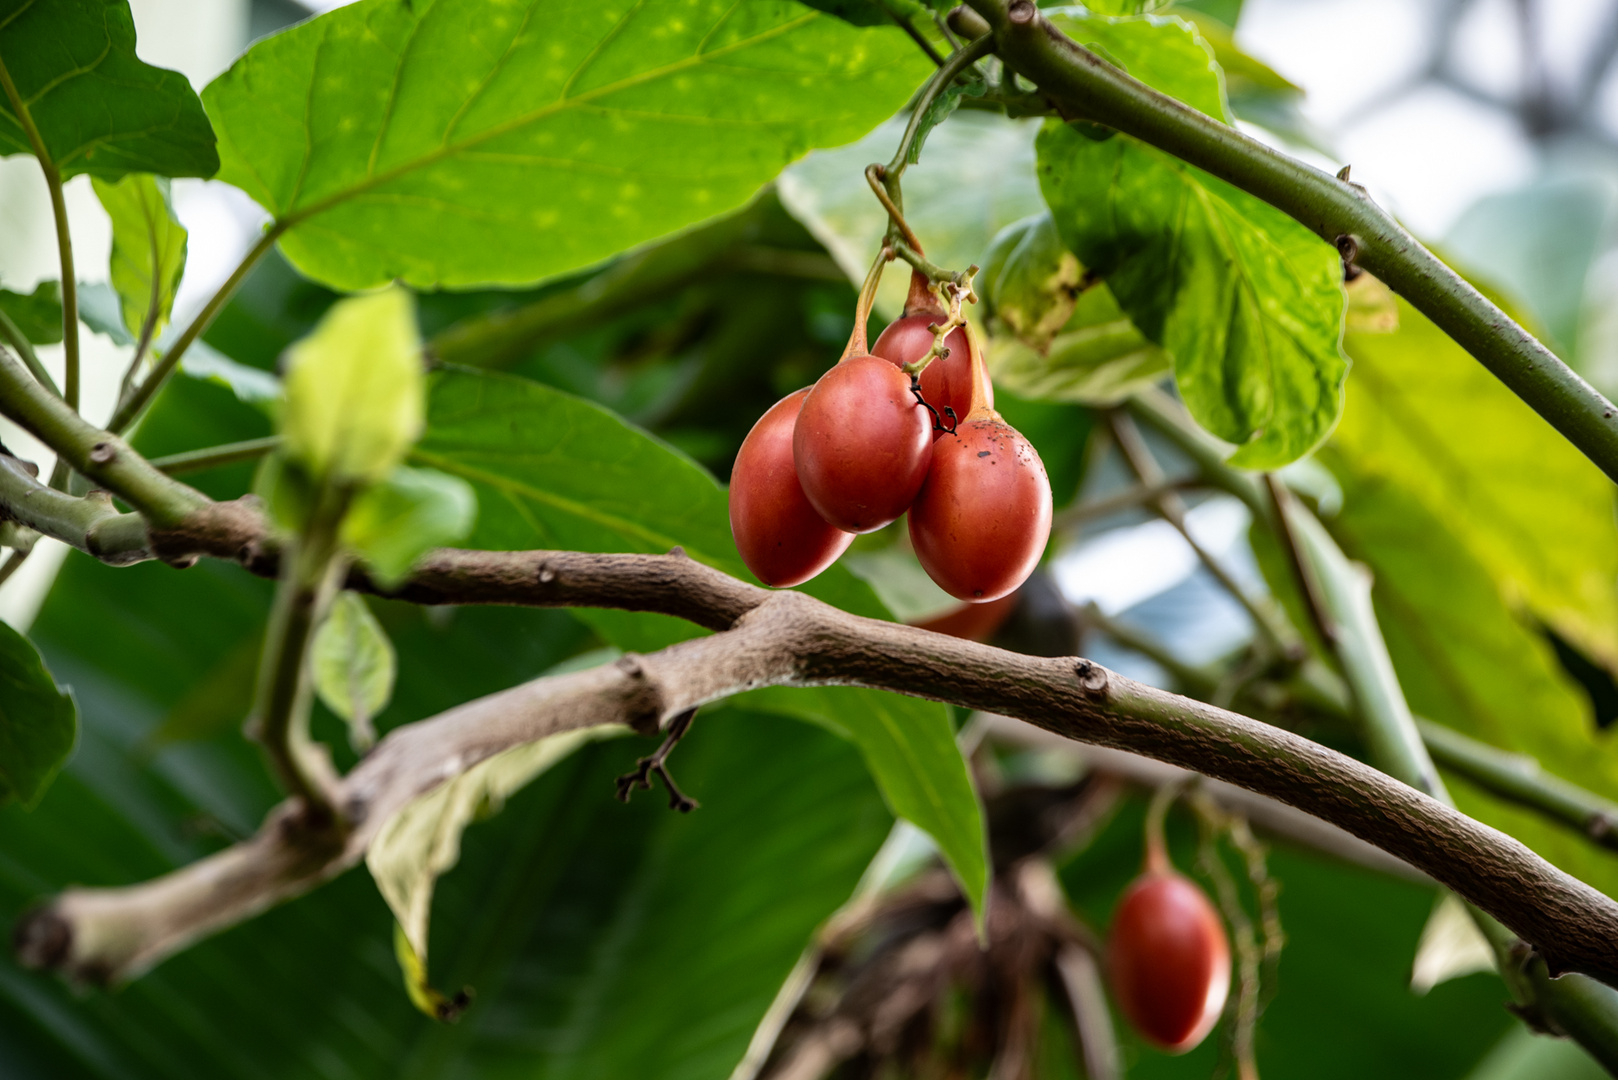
[0,617,76,809]
[1335,293,1618,677]
[908,74,987,166]
[201,0,930,291]
[982,212,1086,353]
[1045,8,1233,123]
[367,719,625,991]
[91,174,188,345]
[980,211,1171,405]
[794,0,928,26]
[739,684,988,916]
[779,109,1047,317]
[414,366,989,918]
[312,591,398,752]
[0,280,62,345]
[341,465,478,588]
[0,0,218,180]
[75,280,134,345]
[1037,121,1346,467]
[1307,463,1618,904]
[282,287,424,483]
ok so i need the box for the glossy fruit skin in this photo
[1108,871,1231,1053]
[872,316,984,433]
[793,354,933,534]
[730,389,853,586]
[908,416,1052,602]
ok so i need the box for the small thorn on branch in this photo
[615,707,700,813]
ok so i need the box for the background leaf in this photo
[414,365,989,917]
[1037,122,1346,467]
[341,465,479,588]
[778,110,1048,317]
[0,282,62,346]
[91,174,188,345]
[0,0,218,180]
[1333,293,1618,675]
[312,591,398,751]
[201,0,930,291]
[0,618,75,809]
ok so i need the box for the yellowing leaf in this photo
[282,287,423,484]
[1337,294,1618,673]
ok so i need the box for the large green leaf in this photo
[91,174,188,346]
[1315,464,1618,903]
[0,618,75,809]
[1037,122,1346,467]
[2,541,887,1077]
[0,0,218,180]
[413,365,988,916]
[201,0,929,291]
[1336,294,1618,674]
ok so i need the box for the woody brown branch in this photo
[13,533,1618,988]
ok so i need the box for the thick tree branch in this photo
[964,0,1618,486]
[15,555,1618,992]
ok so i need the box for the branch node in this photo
[667,545,689,559]
[1008,0,1036,25]
[88,441,116,466]
[1074,658,1110,697]
[1334,234,1364,282]
[12,904,71,972]
[612,653,664,735]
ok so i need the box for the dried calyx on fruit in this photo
[1107,787,1231,1054]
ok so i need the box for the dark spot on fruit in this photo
[978,451,991,458]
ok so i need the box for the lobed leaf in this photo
[0,617,76,809]
[201,0,930,291]
[1037,123,1347,467]
[91,174,188,346]
[0,0,218,180]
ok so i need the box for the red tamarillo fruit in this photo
[908,410,1052,602]
[1108,869,1231,1052]
[872,270,990,431]
[793,354,933,534]
[729,389,853,586]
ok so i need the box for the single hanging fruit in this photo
[872,270,991,432]
[1108,869,1231,1053]
[794,354,933,534]
[730,389,854,586]
[908,408,1052,602]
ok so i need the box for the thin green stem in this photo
[884,33,996,180]
[0,55,78,412]
[0,346,208,526]
[110,225,284,434]
[1418,719,1618,855]
[875,0,944,66]
[0,307,61,398]
[249,482,349,816]
[0,453,149,563]
[152,436,282,476]
[1108,410,1291,656]
[968,0,1618,486]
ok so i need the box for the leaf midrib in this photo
[279,9,817,231]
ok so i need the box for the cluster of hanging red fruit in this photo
[731,268,1053,602]
[1108,821,1231,1053]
